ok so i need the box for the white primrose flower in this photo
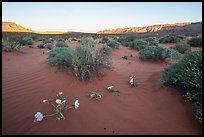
[99,94,102,98]
[43,100,47,103]
[107,86,114,90]
[56,99,62,105]
[34,112,43,122]
[62,100,66,104]
[59,92,63,95]
[129,78,134,83]
[73,100,80,109]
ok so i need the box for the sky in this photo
[2,2,202,33]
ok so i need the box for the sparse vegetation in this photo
[147,41,159,46]
[38,39,53,50]
[143,37,156,42]
[101,37,110,44]
[117,36,136,47]
[106,40,120,49]
[173,44,191,54]
[187,37,202,47]
[48,39,111,81]
[159,35,182,43]
[56,40,67,47]
[121,55,128,59]
[80,38,94,47]
[3,40,21,52]
[44,43,53,50]
[30,34,38,40]
[162,50,202,123]
[100,45,112,54]
[128,39,147,51]
[139,46,175,61]
[48,47,72,66]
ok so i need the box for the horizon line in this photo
[2,20,202,33]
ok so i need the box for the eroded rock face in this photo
[2,22,33,32]
[96,22,202,34]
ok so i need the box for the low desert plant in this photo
[30,34,38,40]
[38,42,53,50]
[44,43,53,50]
[187,37,202,47]
[43,39,53,44]
[161,50,202,123]
[173,44,191,54]
[139,46,175,61]
[118,36,136,47]
[56,41,67,47]
[34,92,80,122]
[129,40,148,51]
[100,45,112,54]
[101,37,110,44]
[22,37,34,45]
[106,40,120,49]
[87,91,102,100]
[143,37,156,42]
[193,101,202,123]
[121,55,128,59]
[48,43,111,81]
[37,43,45,49]
[129,75,137,87]
[3,39,21,52]
[48,47,72,67]
[159,35,182,43]
[147,41,159,46]
[70,44,111,80]
[80,38,94,47]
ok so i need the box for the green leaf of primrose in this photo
[41,112,46,115]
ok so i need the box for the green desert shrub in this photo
[39,38,46,41]
[44,43,53,50]
[162,50,202,93]
[9,36,33,46]
[159,35,182,43]
[56,41,67,47]
[187,37,202,47]
[144,37,156,42]
[57,38,65,42]
[48,43,111,81]
[112,36,119,41]
[170,49,184,63]
[161,50,202,123]
[22,37,34,45]
[147,41,159,46]
[193,101,202,123]
[48,47,72,67]
[118,36,136,47]
[3,40,21,52]
[38,41,53,50]
[100,45,112,54]
[106,40,120,49]
[139,46,174,60]
[80,38,94,47]
[30,34,38,40]
[72,44,111,80]
[101,37,110,44]
[177,35,185,40]
[37,43,45,49]
[43,39,53,44]
[173,44,191,54]
[128,40,147,51]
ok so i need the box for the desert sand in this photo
[2,42,202,135]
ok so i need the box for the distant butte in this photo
[96,22,202,34]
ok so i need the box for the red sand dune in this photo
[2,42,202,135]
